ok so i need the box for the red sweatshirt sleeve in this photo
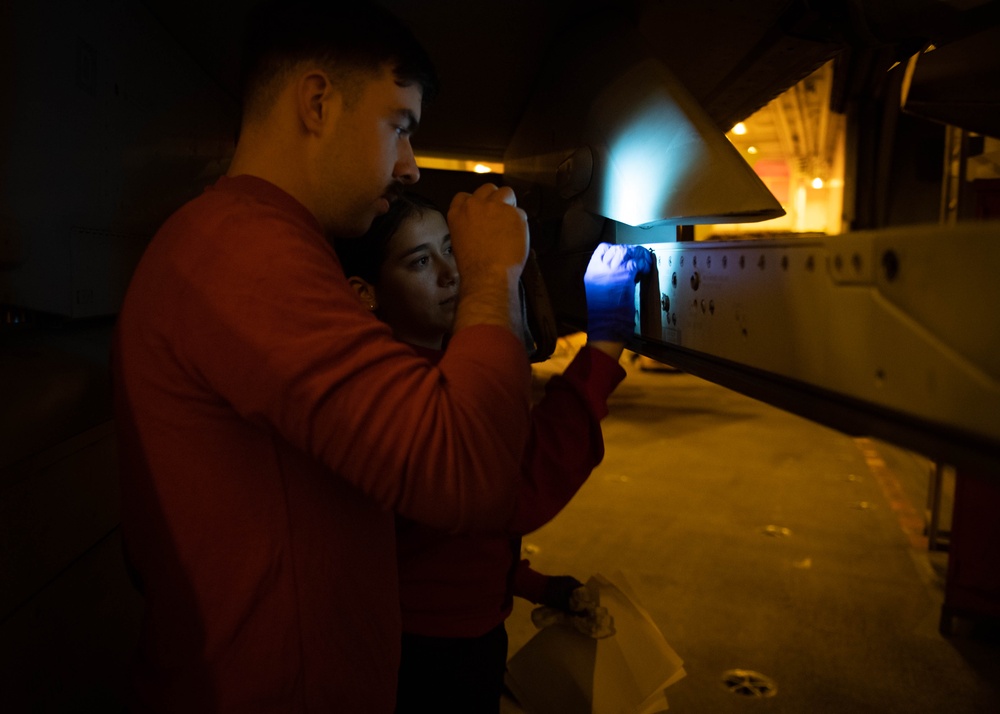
[507,345,626,535]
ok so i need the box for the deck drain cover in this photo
[722,669,777,698]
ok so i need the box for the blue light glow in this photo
[585,59,783,227]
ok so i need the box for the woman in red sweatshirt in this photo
[335,194,650,713]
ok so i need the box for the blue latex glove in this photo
[584,243,653,342]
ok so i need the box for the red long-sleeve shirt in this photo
[396,344,625,637]
[113,175,531,713]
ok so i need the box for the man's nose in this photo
[395,143,420,185]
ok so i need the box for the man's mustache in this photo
[386,182,406,202]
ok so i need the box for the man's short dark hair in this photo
[240,1,439,121]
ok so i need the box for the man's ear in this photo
[347,276,378,312]
[296,70,342,135]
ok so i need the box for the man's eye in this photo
[410,256,429,268]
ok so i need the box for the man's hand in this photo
[584,243,653,343]
[449,184,529,278]
[448,184,530,336]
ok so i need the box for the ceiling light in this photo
[414,154,504,174]
[811,177,824,189]
[747,146,758,154]
[732,122,747,135]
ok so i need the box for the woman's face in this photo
[374,209,459,349]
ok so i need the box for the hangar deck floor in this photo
[501,337,1000,713]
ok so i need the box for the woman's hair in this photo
[239,1,439,122]
[334,194,443,284]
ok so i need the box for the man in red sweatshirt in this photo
[113,2,532,712]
